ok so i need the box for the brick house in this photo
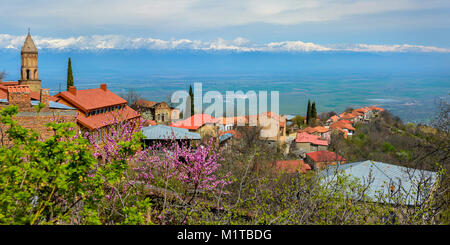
[54,84,140,141]
[305,150,347,170]
[0,85,77,145]
[294,132,328,153]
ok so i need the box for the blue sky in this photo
[1,0,450,51]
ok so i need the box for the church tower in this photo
[18,30,41,93]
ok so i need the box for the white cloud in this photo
[1,34,449,53]
[2,0,449,30]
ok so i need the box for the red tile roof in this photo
[134,99,158,108]
[329,115,339,123]
[339,119,352,125]
[275,160,311,174]
[295,132,328,146]
[299,126,330,134]
[306,150,346,163]
[330,120,355,131]
[339,112,358,120]
[369,106,385,112]
[170,114,218,130]
[353,108,369,114]
[77,105,140,130]
[29,91,58,102]
[56,85,127,112]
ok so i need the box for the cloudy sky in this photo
[1,0,450,52]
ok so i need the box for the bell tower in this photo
[19,29,41,93]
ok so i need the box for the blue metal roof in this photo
[219,133,233,143]
[320,160,438,205]
[141,125,201,140]
[49,101,75,110]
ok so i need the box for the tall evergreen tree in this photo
[67,58,73,91]
[311,102,317,125]
[188,85,194,117]
[306,100,311,125]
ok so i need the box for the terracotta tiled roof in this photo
[29,91,58,102]
[275,160,311,174]
[369,106,385,112]
[306,150,346,163]
[295,132,328,146]
[77,105,140,130]
[134,99,158,108]
[353,108,369,114]
[56,86,127,112]
[298,126,329,134]
[329,115,339,123]
[339,112,358,120]
[170,114,218,130]
[339,119,352,125]
[329,120,355,131]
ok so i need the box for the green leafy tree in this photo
[188,85,194,117]
[311,102,317,125]
[306,100,311,125]
[0,105,104,224]
[67,58,73,91]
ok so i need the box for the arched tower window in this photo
[26,69,30,80]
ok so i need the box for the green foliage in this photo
[306,100,311,125]
[382,142,397,153]
[67,58,73,90]
[292,115,305,128]
[0,106,103,224]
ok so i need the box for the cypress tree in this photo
[306,100,311,125]
[311,102,317,125]
[189,85,194,117]
[67,58,73,91]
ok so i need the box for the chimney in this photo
[40,88,49,106]
[7,85,30,108]
[100,83,107,91]
[68,86,77,96]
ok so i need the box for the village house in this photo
[54,84,141,141]
[216,111,287,144]
[329,120,356,138]
[294,132,328,153]
[132,99,180,125]
[305,150,347,170]
[0,32,78,144]
[298,126,331,142]
[274,160,311,174]
[339,112,359,123]
[170,113,219,139]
